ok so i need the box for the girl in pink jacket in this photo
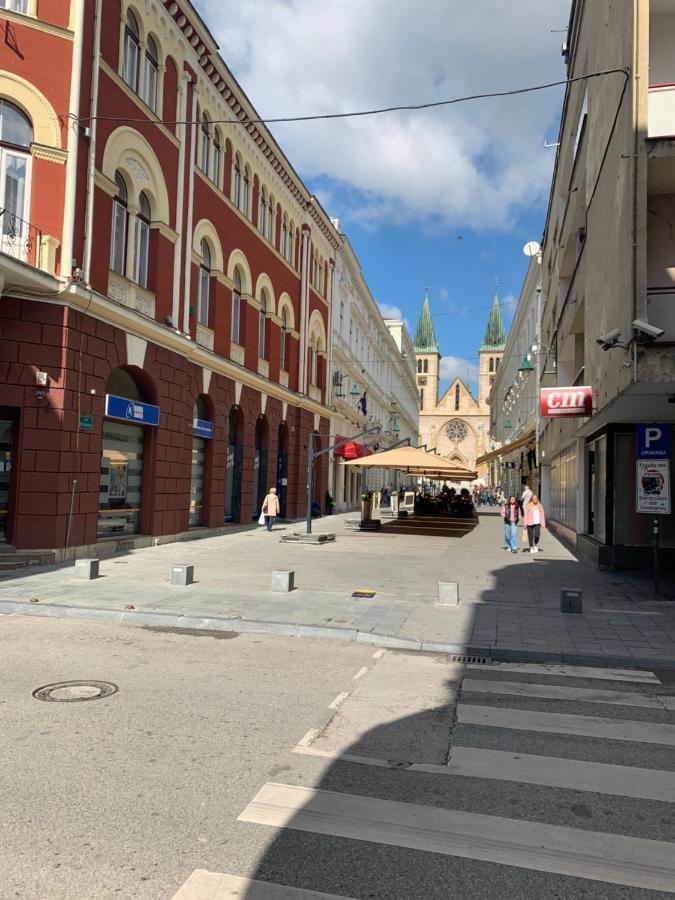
[524,495,546,554]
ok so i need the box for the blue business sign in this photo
[105,394,160,427]
[637,424,671,459]
[192,418,214,439]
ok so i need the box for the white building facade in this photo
[328,229,418,512]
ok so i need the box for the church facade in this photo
[413,293,506,482]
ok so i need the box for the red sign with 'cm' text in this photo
[540,386,593,418]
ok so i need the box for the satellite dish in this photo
[523,241,541,257]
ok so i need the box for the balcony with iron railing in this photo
[0,209,42,268]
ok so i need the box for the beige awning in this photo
[343,445,477,480]
[475,429,535,467]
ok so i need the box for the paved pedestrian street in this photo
[3,615,674,899]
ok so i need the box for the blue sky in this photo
[197,0,570,394]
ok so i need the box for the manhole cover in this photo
[32,680,118,702]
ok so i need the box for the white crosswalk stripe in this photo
[210,659,675,897]
[172,870,354,899]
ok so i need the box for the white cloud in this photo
[197,0,569,231]
[377,302,403,320]
[501,292,518,314]
[440,356,478,385]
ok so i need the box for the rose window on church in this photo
[446,419,467,443]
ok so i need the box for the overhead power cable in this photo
[72,68,629,128]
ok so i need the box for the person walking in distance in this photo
[524,494,546,554]
[501,495,520,553]
[262,486,280,532]
[520,482,533,552]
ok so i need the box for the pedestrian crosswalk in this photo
[174,657,675,898]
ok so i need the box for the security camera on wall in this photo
[632,319,665,341]
[596,328,622,350]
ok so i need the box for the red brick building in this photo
[0,0,335,555]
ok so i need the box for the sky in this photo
[196,0,571,395]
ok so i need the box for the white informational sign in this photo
[403,491,416,510]
[636,460,671,514]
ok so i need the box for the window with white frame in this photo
[0,100,32,250]
[259,188,266,235]
[288,223,294,264]
[231,267,241,344]
[281,217,288,259]
[0,0,29,12]
[123,10,141,93]
[232,155,241,208]
[143,35,159,112]
[212,129,221,186]
[133,190,151,288]
[198,239,211,325]
[258,289,267,358]
[200,115,210,173]
[280,306,288,370]
[110,171,128,275]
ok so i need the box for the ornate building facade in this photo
[414,292,506,481]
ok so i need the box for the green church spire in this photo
[480,292,506,351]
[413,291,439,354]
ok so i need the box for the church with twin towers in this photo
[413,291,507,481]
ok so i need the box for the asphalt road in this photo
[2,616,674,899]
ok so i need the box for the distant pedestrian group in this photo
[500,483,546,555]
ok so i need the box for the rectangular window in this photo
[573,87,588,160]
[143,60,158,112]
[280,328,287,371]
[231,293,240,344]
[212,143,221,185]
[133,217,149,288]
[258,312,266,359]
[0,0,29,12]
[110,200,127,275]
[198,269,209,325]
[123,34,140,91]
[420,389,424,410]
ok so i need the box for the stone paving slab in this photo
[0,512,674,667]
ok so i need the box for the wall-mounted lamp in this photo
[35,371,49,388]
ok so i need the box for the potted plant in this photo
[360,490,373,522]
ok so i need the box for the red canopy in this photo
[333,436,373,460]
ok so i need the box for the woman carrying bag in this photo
[500,495,520,553]
[260,487,281,532]
[524,494,546,554]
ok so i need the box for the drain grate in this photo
[446,654,490,665]
[32,680,118,703]
[352,590,376,598]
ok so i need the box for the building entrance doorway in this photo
[0,419,13,541]
[225,406,243,523]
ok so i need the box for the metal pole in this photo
[653,516,660,599]
[306,430,314,534]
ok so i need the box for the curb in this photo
[2,599,675,671]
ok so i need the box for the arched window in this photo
[267,196,274,243]
[110,171,128,275]
[123,10,141,92]
[258,289,267,359]
[489,357,494,373]
[198,239,210,325]
[231,267,241,344]
[243,167,250,217]
[0,100,33,246]
[417,360,422,373]
[259,187,266,235]
[454,383,460,411]
[495,357,500,370]
[423,359,428,374]
[280,306,288,371]
[133,191,151,288]
[212,129,221,185]
[143,36,159,111]
[200,114,210,173]
[310,338,320,385]
[232,154,241,208]
[288,221,295,264]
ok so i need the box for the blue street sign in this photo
[105,394,160,427]
[192,418,214,439]
[637,424,671,459]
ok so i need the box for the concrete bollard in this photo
[560,588,583,614]
[170,565,194,586]
[271,570,295,592]
[438,582,459,606]
[74,558,99,580]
